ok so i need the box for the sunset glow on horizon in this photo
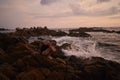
[0,0,120,29]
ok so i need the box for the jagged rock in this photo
[46,71,65,80]
[0,48,4,55]
[0,72,9,80]
[52,46,67,59]
[39,68,51,77]
[68,31,91,37]
[60,43,71,50]
[51,30,67,36]
[82,57,120,80]
[0,63,16,79]
[17,68,45,80]
[56,57,66,64]
[0,33,28,51]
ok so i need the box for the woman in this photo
[40,40,57,59]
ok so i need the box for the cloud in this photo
[96,0,111,3]
[70,4,120,16]
[29,11,73,18]
[119,2,120,5]
[40,0,59,5]
[109,15,120,19]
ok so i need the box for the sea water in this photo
[28,27,120,63]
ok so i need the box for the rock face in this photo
[11,27,92,38]
[68,31,91,37]
[13,27,68,37]
[0,32,120,80]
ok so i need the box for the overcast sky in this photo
[0,0,120,29]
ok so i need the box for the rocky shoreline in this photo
[0,27,120,80]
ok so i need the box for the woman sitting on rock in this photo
[25,39,57,59]
[40,40,57,60]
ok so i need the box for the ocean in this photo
[1,27,120,63]
[30,27,120,63]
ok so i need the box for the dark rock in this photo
[51,46,67,59]
[0,48,5,55]
[68,31,91,37]
[0,63,16,79]
[97,42,118,47]
[60,43,71,50]
[51,30,67,36]
[0,33,28,51]
[46,71,65,80]
[0,72,9,80]
[39,68,51,77]
[17,68,45,80]
[82,57,120,80]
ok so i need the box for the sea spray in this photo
[53,36,102,58]
[28,36,120,63]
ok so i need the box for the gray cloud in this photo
[70,4,86,15]
[119,2,120,5]
[0,0,11,5]
[96,0,111,3]
[29,4,120,19]
[40,0,59,5]
[29,12,73,18]
[70,4,120,16]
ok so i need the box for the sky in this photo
[0,0,120,29]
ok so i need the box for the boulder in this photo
[17,68,45,80]
[0,72,9,80]
[82,57,120,80]
[68,31,91,37]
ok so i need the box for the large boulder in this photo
[81,57,120,80]
[17,68,45,80]
[0,72,9,80]
[0,33,28,51]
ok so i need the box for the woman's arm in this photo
[49,43,56,52]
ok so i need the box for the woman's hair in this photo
[49,40,56,46]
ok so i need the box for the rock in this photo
[82,57,120,80]
[56,57,66,64]
[52,46,67,59]
[17,68,45,80]
[46,71,65,80]
[97,42,118,47]
[68,31,91,37]
[39,68,51,77]
[51,30,67,36]
[0,63,16,79]
[0,72,9,80]
[0,33,28,51]
[60,43,71,50]
[0,48,5,55]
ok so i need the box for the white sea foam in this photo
[28,36,120,63]
[52,36,102,58]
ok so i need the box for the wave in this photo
[53,36,102,58]
[29,36,120,63]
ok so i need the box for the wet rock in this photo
[0,72,9,80]
[68,31,91,37]
[17,68,45,80]
[97,42,118,47]
[56,57,66,64]
[0,48,5,55]
[0,33,28,51]
[0,63,16,79]
[51,30,67,36]
[39,68,51,77]
[60,43,71,50]
[82,57,120,80]
[46,71,65,80]
[52,46,67,59]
